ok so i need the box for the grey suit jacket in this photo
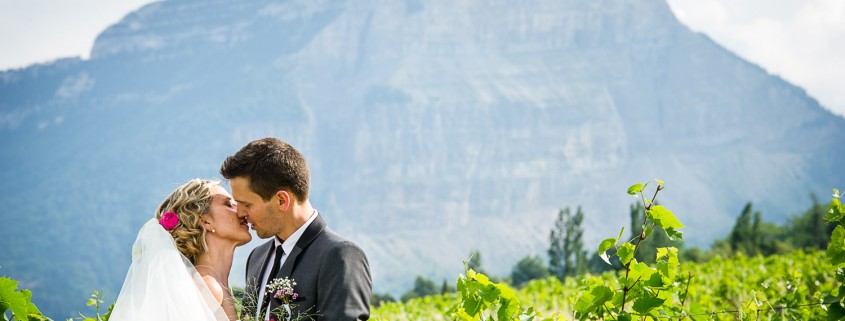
[245,214,371,320]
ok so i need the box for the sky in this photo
[1,0,843,117]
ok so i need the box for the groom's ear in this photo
[275,190,291,212]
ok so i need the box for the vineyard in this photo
[373,250,837,320]
[373,183,845,321]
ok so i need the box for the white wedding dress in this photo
[110,219,229,321]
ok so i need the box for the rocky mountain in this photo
[1,0,843,317]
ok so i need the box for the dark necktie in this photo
[261,245,284,316]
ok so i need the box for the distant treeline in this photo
[381,197,834,305]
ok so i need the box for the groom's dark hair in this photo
[220,137,310,202]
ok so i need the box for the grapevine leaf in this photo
[644,225,653,238]
[0,277,28,321]
[827,198,843,222]
[645,272,666,288]
[617,243,636,265]
[474,271,491,286]
[656,247,679,265]
[632,294,665,314]
[627,183,644,196]
[617,311,632,321]
[627,262,654,288]
[495,284,516,301]
[598,238,617,265]
[573,292,594,314]
[480,284,500,303]
[463,294,483,316]
[20,289,43,319]
[647,206,685,230]
[664,227,683,241]
[497,297,519,321]
[827,302,845,321]
[827,225,845,267]
[574,285,614,316]
[590,286,614,307]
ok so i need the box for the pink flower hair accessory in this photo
[159,211,179,230]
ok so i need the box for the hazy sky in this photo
[1,0,843,117]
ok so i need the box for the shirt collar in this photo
[274,209,318,254]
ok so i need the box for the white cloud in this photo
[0,0,156,70]
[668,0,845,117]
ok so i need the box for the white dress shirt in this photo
[257,210,318,320]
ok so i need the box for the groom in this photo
[221,137,371,320]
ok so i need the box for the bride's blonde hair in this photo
[155,179,220,264]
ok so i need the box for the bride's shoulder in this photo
[201,275,225,304]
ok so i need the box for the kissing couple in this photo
[109,137,372,320]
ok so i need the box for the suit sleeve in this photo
[244,248,259,311]
[318,240,372,320]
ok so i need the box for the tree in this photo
[511,255,549,287]
[730,202,759,255]
[400,276,438,302]
[371,292,396,308]
[548,206,587,280]
[440,279,455,294]
[789,194,834,250]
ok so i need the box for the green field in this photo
[373,250,838,320]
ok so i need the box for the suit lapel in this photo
[280,214,326,278]
[249,240,276,303]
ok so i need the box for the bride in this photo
[110,179,252,320]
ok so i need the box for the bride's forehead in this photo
[209,186,232,199]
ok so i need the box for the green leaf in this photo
[656,247,679,264]
[664,227,683,241]
[0,278,28,321]
[632,294,665,314]
[647,205,685,230]
[617,243,636,265]
[590,286,614,307]
[627,262,655,287]
[627,183,644,196]
[573,292,594,314]
[827,225,845,267]
[480,284,500,303]
[598,238,617,265]
[828,302,845,321]
[644,225,653,238]
[497,298,520,321]
[463,294,483,316]
[644,271,667,288]
[827,198,843,222]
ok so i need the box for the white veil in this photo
[110,219,229,321]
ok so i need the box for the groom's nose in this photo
[236,206,247,218]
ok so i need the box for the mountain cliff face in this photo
[2,0,843,317]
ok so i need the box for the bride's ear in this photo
[201,218,215,233]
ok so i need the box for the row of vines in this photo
[373,183,845,320]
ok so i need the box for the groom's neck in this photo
[278,200,314,240]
